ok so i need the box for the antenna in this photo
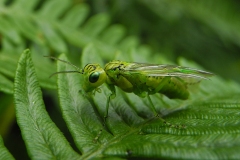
[49,71,83,78]
[44,56,84,78]
[44,56,80,71]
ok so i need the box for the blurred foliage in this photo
[0,0,240,159]
[90,0,240,82]
[98,0,240,81]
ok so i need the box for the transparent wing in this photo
[123,62,214,81]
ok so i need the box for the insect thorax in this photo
[105,61,134,92]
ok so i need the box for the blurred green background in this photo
[100,0,240,82]
[0,0,240,159]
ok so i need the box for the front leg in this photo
[104,84,116,122]
[79,89,88,98]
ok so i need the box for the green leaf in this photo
[0,17,22,45]
[0,53,19,78]
[0,2,124,88]
[61,4,89,27]
[36,21,67,53]
[0,52,57,90]
[0,136,14,160]
[55,45,240,159]
[14,49,80,159]
[0,73,13,94]
[100,24,126,45]
[37,0,71,20]
[3,1,240,159]
[82,13,110,37]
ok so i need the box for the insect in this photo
[46,56,213,121]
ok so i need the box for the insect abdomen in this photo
[146,76,189,100]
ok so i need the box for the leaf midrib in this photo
[81,116,157,159]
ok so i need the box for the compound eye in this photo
[89,72,100,83]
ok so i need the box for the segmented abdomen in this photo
[144,76,189,99]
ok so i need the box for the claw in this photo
[79,89,88,98]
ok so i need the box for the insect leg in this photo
[153,77,171,93]
[146,94,158,116]
[93,129,102,143]
[104,84,116,123]
[79,89,88,97]
[147,94,168,124]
